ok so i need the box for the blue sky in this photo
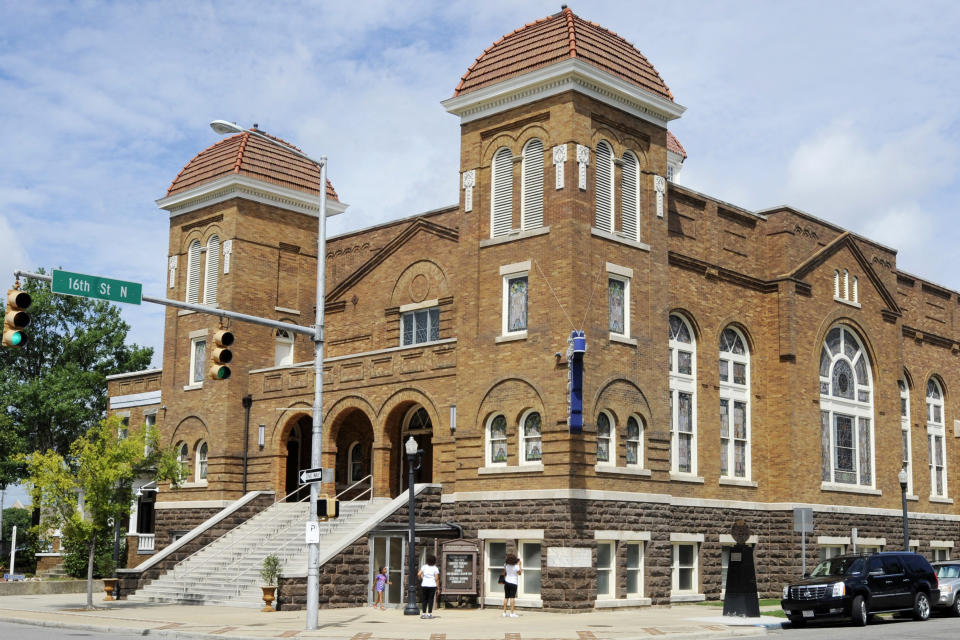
[2,1,959,500]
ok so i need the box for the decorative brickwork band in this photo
[167,255,177,288]
[654,175,666,218]
[462,170,476,212]
[576,144,590,191]
[222,239,233,274]
[553,144,567,190]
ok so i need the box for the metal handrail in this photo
[169,486,309,577]
[336,473,372,500]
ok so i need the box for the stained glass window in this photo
[597,412,611,463]
[626,416,640,466]
[489,415,507,464]
[507,276,528,333]
[608,278,625,335]
[523,412,542,462]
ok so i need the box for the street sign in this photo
[299,467,325,484]
[793,508,814,533]
[51,269,142,305]
[305,522,320,544]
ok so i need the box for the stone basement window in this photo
[596,541,615,600]
[670,539,702,601]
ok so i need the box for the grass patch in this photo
[693,598,781,607]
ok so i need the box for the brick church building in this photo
[107,8,959,609]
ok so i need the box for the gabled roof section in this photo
[667,131,686,159]
[327,217,458,302]
[454,7,673,101]
[784,232,901,316]
[166,127,339,200]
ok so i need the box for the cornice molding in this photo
[156,174,349,220]
[442,58,686,127]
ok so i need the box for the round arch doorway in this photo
[283,415,313,502]
[397,405,433,495]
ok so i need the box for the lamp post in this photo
[404,436,421,615]
[899,467,910,551]
[209,120,329,630]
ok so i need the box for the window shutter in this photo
[204,235,220,305]
[491,147,513,237]
[621,152,639,240]
[595,141,614,232]
[521,139,544,230]
[186,240,201,303]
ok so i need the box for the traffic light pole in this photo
[13,271,315,338]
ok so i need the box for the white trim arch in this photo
[819,325,875,488]
[669,313,697,475]
[719,326,751,480]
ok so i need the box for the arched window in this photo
[176,442,189,481]
[668,314,697,474]
[521,139,544,230]
[204,235,220,305]
[196,441,208,481]
[491,147,514,237]
[625,415,643,467]
[520,410,542,463]
[819,326,874,487]
[348,441,364,482]
[596,411,614,465]
[186,240,202,303]
[926,378,947,497]
[719,327,750,479]
[899,379,912,495]
[621,151,640,241]
[275,328,294,367]
[595,141,614,232]
[487,414,508,466]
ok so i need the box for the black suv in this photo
[781,552,939,626]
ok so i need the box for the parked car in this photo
[780,552,939,627]
[932,561,960,615]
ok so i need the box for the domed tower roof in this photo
[166,126,339,200]
[453,6,673,102]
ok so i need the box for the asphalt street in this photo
[769,614,960,639]
[0,620,150,639]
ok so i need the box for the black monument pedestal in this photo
[722,543,759,617]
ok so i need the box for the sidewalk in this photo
[0,594,782,640]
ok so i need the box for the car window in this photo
[867,556,883,573]
[882,557,904,574]
[905,554,933,573]
[810,556,864,577]
[937,565,960,579]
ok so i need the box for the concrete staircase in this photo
[128,497,391,607]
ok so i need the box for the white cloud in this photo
[0,214,29,284]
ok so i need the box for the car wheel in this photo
[913,591,930,621]
[953,595,960,617]
[851,595,868,626]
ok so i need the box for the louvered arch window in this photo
[595,141,614,232]
[521,138,544,230]
[186,240,202,304]
[204,235,220,305]
[621,151,640,241]
[491,147,514,238]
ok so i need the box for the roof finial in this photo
[561,4,567,9]
[252,123,259,130]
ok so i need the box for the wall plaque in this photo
[547,547,591,568]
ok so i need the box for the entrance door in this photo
[284,417,313,501]
[399,406,433,493]
[371,536,405,606]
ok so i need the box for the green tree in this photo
[0,272,153,468]
[23,416,178,608]
[0,414,25,490]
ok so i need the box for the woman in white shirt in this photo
[417,554,440,619]
[502,553,522,617]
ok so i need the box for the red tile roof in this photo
[667,131,687,159]
[454,7,673,101]
[167,127,339,200]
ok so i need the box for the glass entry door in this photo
[371,536,404,606]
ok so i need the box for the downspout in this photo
[242,395,253,494]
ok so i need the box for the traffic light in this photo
[3,288,31,348]
[318,495,339,519]
[207,329,234,380]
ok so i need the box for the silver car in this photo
[933,561,960,616]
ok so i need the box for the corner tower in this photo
[153,127,346,502]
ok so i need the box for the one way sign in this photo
[299,467,327,484]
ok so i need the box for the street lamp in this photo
[404,436,421,615]
[899,466,910,551]
[209,120,329,631]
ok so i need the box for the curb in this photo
[0,617,267,640]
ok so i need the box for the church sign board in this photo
[440,539,478,595]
